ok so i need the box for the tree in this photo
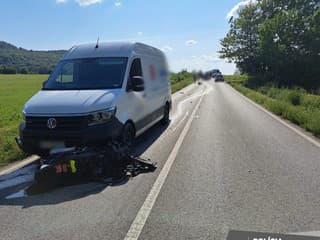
[219,3,261,75]
[0,66,16,74]
[220,0,320,90]
[20,67,28,74]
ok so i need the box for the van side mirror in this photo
[131,76,144,92]
[42,80,48,89]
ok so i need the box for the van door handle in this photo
[143,93,147,98]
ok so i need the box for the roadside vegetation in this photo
[220,0,320,137]
[0,74,46,167]
[0,41,65,74]
[170,70,197,93]
[226,75,320,137]
[0,72,195,167]
[220,0,320,92]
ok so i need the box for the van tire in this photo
[161,103,170,125]
[37,150,50,159]
[121,122,135,148]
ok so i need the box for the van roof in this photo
[63,41,164,60]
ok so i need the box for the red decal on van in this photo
[149,65,156,80]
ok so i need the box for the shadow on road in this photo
[0,122,169,208]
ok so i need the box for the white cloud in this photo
[137,32,143,36]
[227,0,257,20]
[114,1,122,7]
[185,40,198,46]
[170,55,224,72]
[75,0,103,7]
[56,0,68,3]
[199,55,220,62]
[161,46,173,53]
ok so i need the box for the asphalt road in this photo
[1,80,320,240]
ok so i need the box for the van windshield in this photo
[43,57,128,90]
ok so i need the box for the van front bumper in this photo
[18,118,123,154]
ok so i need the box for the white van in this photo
[17,42,171,157]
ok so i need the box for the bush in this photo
[264,100,289,116]
[305,112,320,136]
[170,71,197,93]
[231,82,320,137]
[301,94,320,109]
[285,90,302,106]
[20,67,28,74]
[224,75,248,84]
[0,66,17,74]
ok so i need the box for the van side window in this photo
[55,62,74,83]
[127,58,143,91]
[130,58,143,77]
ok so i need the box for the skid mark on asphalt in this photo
[170,82,213,124]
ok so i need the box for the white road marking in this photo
[0,155,39,176]
[226,83,320,149]
[0,175,33,191]
[0,164,37,191]
[171,82,213,124]
[124,89,206,240]
[0,164,36,181]
[291,231,320,237]
[6,189,26,199]
[171,92,203,122]
[170,111,189,132]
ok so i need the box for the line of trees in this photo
[219,0,320,90]
[0,41,65,75]
[0,66,52,74]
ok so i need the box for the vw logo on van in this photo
[47,118,57,129]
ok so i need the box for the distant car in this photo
[211,69,221,78]
[215,74,224,82]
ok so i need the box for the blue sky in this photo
[0,0,253,74]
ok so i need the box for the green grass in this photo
[0,74,47,167]
[224,74,248,84]
[170,71,196,93]
[0,73,194,167]
[226,75,320,137]
[171,78,193,93]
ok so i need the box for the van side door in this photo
[141,56,166,123]
[124,58,148,132]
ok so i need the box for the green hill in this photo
[0,41,66,74]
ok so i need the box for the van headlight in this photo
[88,107,117,126]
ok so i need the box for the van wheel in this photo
[37,150,50,159]
[121,122,135,148]
[161,103,170,125]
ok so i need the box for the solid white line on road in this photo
[0,155,39,176]
[124,90,206,240]
[5,189,26,199]
[0,175,33,191]
[291,231,320,237]
[226,83,320,149]
[170,111,189,132]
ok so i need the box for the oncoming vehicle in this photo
[215,74,224,82]
[17,42,172,157]
[211,69,221,78]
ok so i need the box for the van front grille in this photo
[25,116,88,130]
